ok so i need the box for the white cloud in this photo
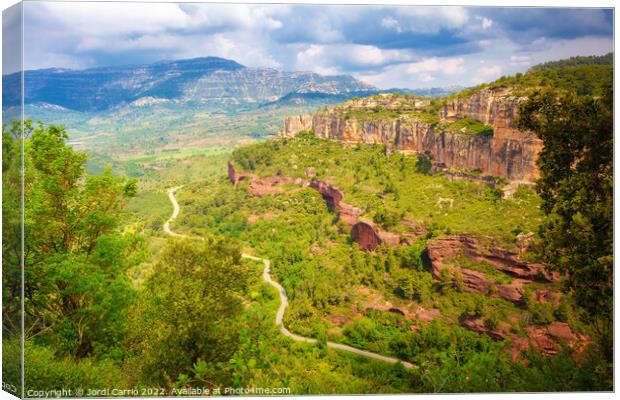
[295,43,413,74]
[380,16,401,32]
[31,2,190,36]
[419,73,435,83]
[391,6,469,34]
[181,3,288,32]
[472,65,502,84]
[405,57,465,75]
[18,3,614,91]
[510,55,531,67]
[358,57,465,89]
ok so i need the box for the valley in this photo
[3,53,613,394]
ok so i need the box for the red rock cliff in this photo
[282,90,542,182]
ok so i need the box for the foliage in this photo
[517,87,613,362]
[22,339,124,392]
[17,122,142,359]
[443,116,493,137]
[445,52,612,102]
[529,53,612,71]
[231,134,542,245]
[126,238,250,387]
[9,51,614,394]
[373,207,403,230]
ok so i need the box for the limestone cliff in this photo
[282,90,543,182]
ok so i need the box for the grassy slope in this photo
[232,135,543,245]
[171,135,573,365]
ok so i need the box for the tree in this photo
[2,121,24,336]
[517,87,613,361]
[127,238,250,387]
[6,121,141,358]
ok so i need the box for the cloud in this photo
[510,55,531,67]
[295,43,413,74]
[405,57,466,75]
[359,56,466,88]
[472,65,503,84]
[387,6,469,34]
[2,3,22,74]
[477,7,613,43]
[28,2,189,36]
[381,17,401,32]
[17,3,614,90]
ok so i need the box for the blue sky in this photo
[22,2,613,89]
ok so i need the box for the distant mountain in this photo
[3,56,377,112]
[399,86,465,97]
[261,86,463,109]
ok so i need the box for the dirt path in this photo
[163,186,184,237]
[164,185,414,369]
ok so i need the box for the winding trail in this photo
[164,185,414,369]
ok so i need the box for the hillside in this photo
[4,56,375,112]
[5,52,612,395]
[10,56,462,158]
[162,132,600,392]
[282,53,613,182]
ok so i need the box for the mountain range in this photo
[3,56,461,112]
[1,56,463,159]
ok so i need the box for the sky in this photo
[20,2,614,89]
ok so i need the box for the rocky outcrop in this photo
[512,322,590,357]
[282,90,543,182]
[248,176,305,197]
[228,161,423,249]
[309,180,344,212]
[461,318,589,358]
[427,234,554,303]
[461,318,509,341]
[440,88,524,140]
[282,114,313,135]
[227,162,366,226]
[228,160,245,184]
[351,221,382,251]
[339,203,363,226]
[308,179,362,226]
[427,234,551,281]
[350,220,417,251]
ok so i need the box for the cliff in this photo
[282,90,543,182]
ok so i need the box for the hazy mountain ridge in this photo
[3,55,466,157]
[4,56,381,112]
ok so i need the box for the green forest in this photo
[1,53,613,395]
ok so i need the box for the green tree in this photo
[517,87,613,361]
[19,122,141,358]
[127,238,250,387]
[2,121,24,337]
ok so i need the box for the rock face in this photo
[248,176,305,197]
[350,220,409,251]
[515,322,590,357]
[427,234,554,303]
[282,114,313,135]
[282,90,543,182]
[309,180,344,212]
[308,179,363,226]
[227,160,243,184]
[227,161,365,225]
[228,161,423,250]
[339,203,363,226]
[351,221,383,251]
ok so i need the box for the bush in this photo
[415,154,432,174]
[373,207,402,230]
